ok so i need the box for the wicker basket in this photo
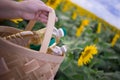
[0,10,64,80]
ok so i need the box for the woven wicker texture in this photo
[0,10,64,80]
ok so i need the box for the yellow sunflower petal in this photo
[111,34,120,47]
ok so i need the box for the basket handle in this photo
[25,20,36,31]
[25,10,56,54]
[40,10,56,53]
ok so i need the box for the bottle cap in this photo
[52,27,58,36]
[58,28,67,37]
[30,44,41,51]
[51,46,63,56]
[49,38,55,46]
[61,27,67,36]
[61,45,67,53]
[58,28,64,37]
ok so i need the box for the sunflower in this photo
[72,11,77,20]
[10,18,23,24]
[76,19,89,37]
[76,25,84,37]
[96,23,101,33]
[111,34,119,47]
[82,19,89,26]
[78,45,98,66]
[46,0,61,9]
[62,0,72,12]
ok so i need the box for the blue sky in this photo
[72,0,120,29]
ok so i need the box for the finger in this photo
[38,17,47,24]
[41,11,58,22]
[42,11,49,16]
[34,12,39,20]
[40,5,52,12]
[39,14,48,19]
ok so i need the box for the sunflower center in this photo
[82,49,91,58]
[50,0,56,4]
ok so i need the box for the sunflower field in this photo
[1,0,120,80]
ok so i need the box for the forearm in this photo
[0,0,21,19]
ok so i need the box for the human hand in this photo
[18,0,57,23]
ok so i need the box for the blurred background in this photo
[72,0,120,29]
